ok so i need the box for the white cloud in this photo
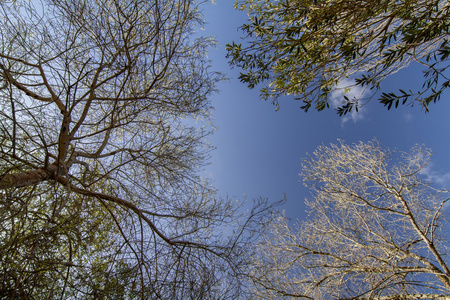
[403,112,413,122]
[329,78,367,126]
[419,163,450,188]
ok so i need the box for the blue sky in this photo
[201,1,450,220]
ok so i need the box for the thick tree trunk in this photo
[0,164,58,189]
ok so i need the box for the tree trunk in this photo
[0,164,58,189]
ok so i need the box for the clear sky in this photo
[201,1,450,221]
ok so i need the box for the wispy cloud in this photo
[403,112,413,122]
[419,163,450,188]
[329,78,367,126]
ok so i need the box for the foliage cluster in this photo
[228,0,450,114]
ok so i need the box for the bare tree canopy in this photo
[246,141,450,299]
[227,0,450,115]
[0,0,279,298]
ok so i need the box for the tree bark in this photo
[0,164,58,189]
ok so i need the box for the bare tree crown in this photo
[248,141,450,300]
[0,0,278,298]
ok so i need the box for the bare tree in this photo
[0,0,278,298]
[246,141,450,300]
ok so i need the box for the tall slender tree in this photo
[0,0,277,298]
